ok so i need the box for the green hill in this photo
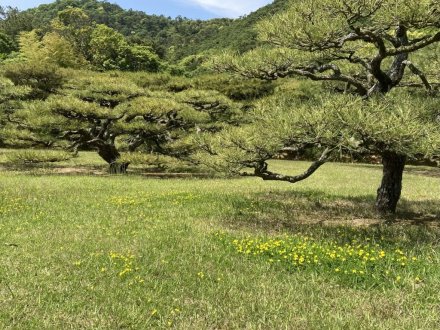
[1,0,287,60]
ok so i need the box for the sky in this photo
[3,0,273,19]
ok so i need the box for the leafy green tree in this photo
[17,30,41,61]
[51,7,94,60]
[211,0,440,214]
[46,7,94,60]
[0,6,33,38]
[4,73,143,172]
[16,30,85,68]
[0,31,15,56]
[41,32,87,68]
[13,7,159,72]
[89,24,127,70]
[125,45,161,72]
[89,24,161,71]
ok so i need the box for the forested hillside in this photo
[0,0,285,61]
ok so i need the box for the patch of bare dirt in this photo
[53,167,104,175]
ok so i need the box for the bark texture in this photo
[376,152,406,214]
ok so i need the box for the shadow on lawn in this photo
[403,166,440,178]
[224,190,440,232]
[0,162,214,178]
[221,190,440,245]
[0,162,105,173]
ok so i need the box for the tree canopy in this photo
[2,69,243,173]
[215,0,440,96]
[207,0,440,214]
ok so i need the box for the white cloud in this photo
[183,0,272,18]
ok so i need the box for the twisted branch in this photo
[241,147,334,183]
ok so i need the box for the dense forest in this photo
[0,0,287,65]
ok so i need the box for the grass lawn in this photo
[0,152,439,329]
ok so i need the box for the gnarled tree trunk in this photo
[376,152,406,214]
[97,143,129,174]
[109,162,130,174]
[372,26,408,215]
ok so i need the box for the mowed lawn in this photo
[0,154,439,329]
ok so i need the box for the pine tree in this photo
[210,0,440,214]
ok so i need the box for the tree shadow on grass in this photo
[222,189,440,241]
[403,166,440,178]
[0,162,215,178]
[0,162,105,173]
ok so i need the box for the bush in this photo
[6,149,73,164]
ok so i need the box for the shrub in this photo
[6,149,73,164]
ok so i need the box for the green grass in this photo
[0,154,439,329]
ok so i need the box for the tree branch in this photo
[402,60,433,91]
[387,32,440,56]
[293,64,369,96]
[241,147,334,183]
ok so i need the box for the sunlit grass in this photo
[0,153,439,328]
[216,231,433,289]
